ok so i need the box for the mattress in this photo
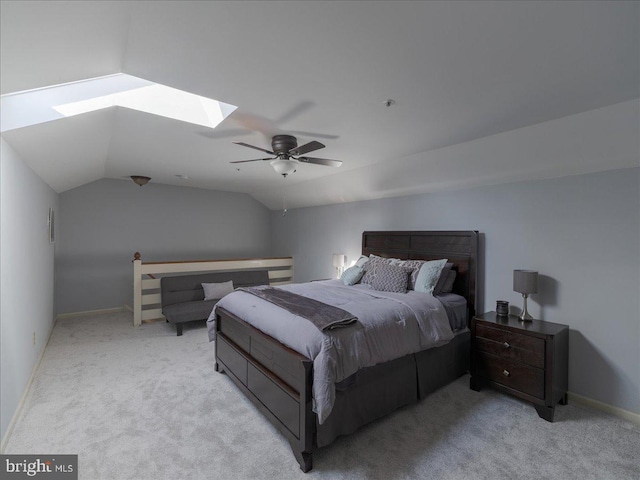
[435,292,469,331]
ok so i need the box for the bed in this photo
[211,231,479,472]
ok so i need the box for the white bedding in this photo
[207,279,454,423]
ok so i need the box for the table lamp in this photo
[332,254,346,278]
[513,270,538,321]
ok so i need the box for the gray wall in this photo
[56,179,271,314]
[270,168,640,415]
[1,139,58,445]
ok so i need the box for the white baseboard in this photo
[568,391,640,425]
[55,306,126,320]
[123,304,133,313]
[0,318,57,453]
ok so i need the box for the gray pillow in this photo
[369,263,413,293]
[396,259,426,290]
[361,255,389,285]
[434,262,454,294]
[202,280,234,301]
[440,270,457,293]
[341,266,365,286]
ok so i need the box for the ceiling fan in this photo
[230,135,342,177]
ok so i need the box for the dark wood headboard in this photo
[362,231,479,321]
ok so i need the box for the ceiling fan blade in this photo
[197,129,251,140]
[290,141,325,156]
[275,101,314,125]
[289,130,339,140]
[229,112,275,135]
[298,157,342,167]
[233,141,275,155]
[230,158,274,164]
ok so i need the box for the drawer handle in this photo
[503,342,511,349]
[502,369,510,377]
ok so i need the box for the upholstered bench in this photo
[160,270,269,336]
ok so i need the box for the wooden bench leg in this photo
[176,324,183,336]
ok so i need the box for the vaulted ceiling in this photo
[1,1,638,209]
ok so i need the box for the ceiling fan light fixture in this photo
[271,158,298,177]
[130,175,151,186]
[231,135,341,174]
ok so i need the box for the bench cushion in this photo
[163,300,218,324]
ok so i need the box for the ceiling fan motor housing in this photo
[271,134,298,156]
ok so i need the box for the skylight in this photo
[0,73,236,133]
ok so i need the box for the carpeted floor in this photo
[4,311,639,479]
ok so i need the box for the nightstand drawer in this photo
[475,336,544,368]
[476,324,544,357]
[477,353,544,399]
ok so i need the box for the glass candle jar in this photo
[496,300,509,316]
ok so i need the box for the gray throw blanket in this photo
[237,286,358,331]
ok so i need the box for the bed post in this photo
[290,357,314,472]
[215,308,316,472]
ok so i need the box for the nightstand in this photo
[470,311,569,422]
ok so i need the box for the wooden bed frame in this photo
[214,231,479,472]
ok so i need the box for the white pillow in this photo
[202,281,234,301]
[414,259,448,294]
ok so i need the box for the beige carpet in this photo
[4,311,639,479]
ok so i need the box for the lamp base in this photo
[519,294,533,321]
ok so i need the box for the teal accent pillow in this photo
[414,259,448,294]
[341,266,365,285]
[433,262,454,294]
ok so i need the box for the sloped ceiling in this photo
[1,1,638,209]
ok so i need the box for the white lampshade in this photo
[271,158,298,177]
[332,254,345,268]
